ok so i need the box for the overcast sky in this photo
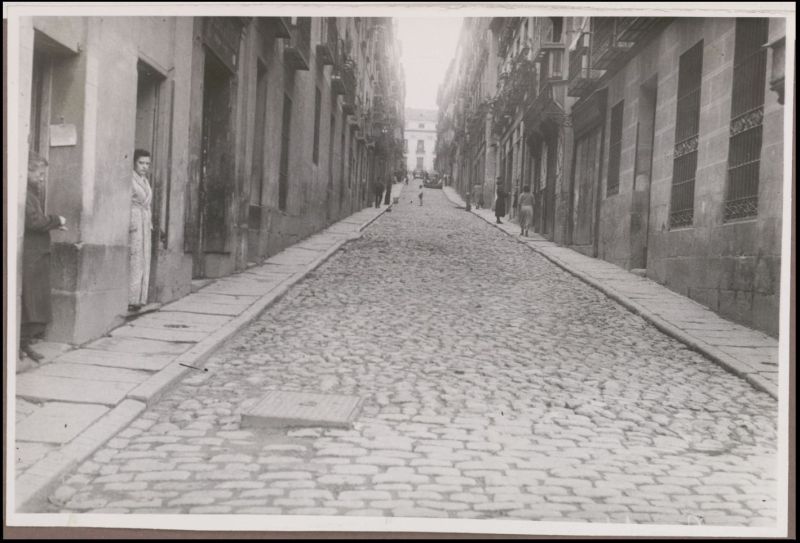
[396,17,463,111]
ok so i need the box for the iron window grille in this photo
[669,40,703,229]
[607,100,624,196]
[724,18,768,221]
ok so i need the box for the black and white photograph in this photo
[4,2,795,538]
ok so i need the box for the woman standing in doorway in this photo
[129,149,152,312]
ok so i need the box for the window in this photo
[416,156,424,169]
[418,123,425,129]
[607,100,624,196]
[724,18,769,221]
[551,17,563,43]
[416,139,425,153]
[550,49,563,79]
[669,41,703,228]
[312,87,321,164]
[279,94,292,211]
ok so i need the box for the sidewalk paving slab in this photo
[16,373,139,406]
[13,183,405,512]
[54,349,178,372]
[441,185,779,400]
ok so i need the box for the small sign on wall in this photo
[49,124,78,147]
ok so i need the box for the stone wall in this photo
[598,18,783,337]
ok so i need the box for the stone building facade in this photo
[437,16,787,337]
[15,16,405,345]
[404,108,437,173]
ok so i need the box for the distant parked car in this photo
[423,175,443,189]
[413,169,424,179]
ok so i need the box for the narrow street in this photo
[44,189,778,525]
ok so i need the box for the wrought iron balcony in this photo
[262,17,292,39]
[535,32,566,63]
[331,70,346,96]
[568,33,603,98]
[316,17,338,66]
[341,57,357,114]
[284,17,311,71]
[590,18,634,70]
[615,17,660,43]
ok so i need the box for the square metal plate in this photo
[241,391,363,429]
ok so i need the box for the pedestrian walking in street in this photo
[418,184,424,206]
[472,183,482,209]
[21,152,67,362]
[494,182,506,224]
[518,184,534,236]
[129,149,153,313]
[383,175,392,206]
[372,178,384,208]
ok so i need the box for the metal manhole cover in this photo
[241,391,363,429]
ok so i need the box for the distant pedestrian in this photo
[494,182,506,224]
[383,176,392,206]
[518,185,534,236]
[418,184,424,206]
[372,178,384,208]
[21,152,67,361]
[473,183,484,209]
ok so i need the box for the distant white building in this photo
[404,108,437,173]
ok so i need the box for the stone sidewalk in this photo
[441,186,780,400]
[13,183,405,510]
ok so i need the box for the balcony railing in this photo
[568,32,603,98]
[590,18,634,70]
[615,17,661,43]
[316,18,339,66]
[341,57,357,115]
[284,17,311,71]
[262,17,291,39]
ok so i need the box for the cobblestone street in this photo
[45,189,779,526]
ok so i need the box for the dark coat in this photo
[22,188,60,324]
[494,189,506,217]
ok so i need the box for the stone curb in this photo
[441,187,778,400]
[15,399,146,512]
[13,197,399,513]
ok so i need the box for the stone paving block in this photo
[31,363,151,384]
[16,373,138,405]
[22,341,73,363]
[265,251,318,267]
[109,325,206,343]
[85,336,192,356]
[160,300,246,316]
[129,311,233,330]
[202,279,283,296]
[13,441,55,471]
[16,402,109,444]
[52,349,176,372]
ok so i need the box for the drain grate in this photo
[241,391,363,429]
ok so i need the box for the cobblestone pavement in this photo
[45,189,778,526]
